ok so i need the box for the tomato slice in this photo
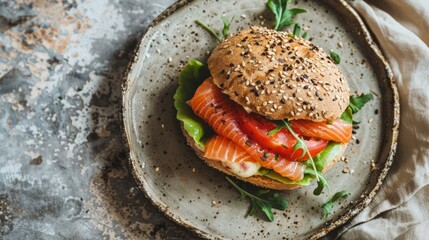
[236,108,328,161]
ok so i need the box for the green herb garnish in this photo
[266,0,307,31]
[195,17,234,42]
[267,124,283,136]
[291,23,308,38]
[195,20,223,42]
[330,50,341,64]
[282,120,319,181]
[293,23,301,36]
[321,190,350,219]
[340,93,373,124]
[301,31,308,39]
[221,16,234,39]
[226,177,288,221]
[349,93,373,113]
[267,120,334,193]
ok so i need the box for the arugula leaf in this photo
[330,50,341,64]
[173,60,211,147]
[340,93,373,124]
[292,140,307,159]
[282,120,319,181]
[340,106,353,124]
[221,16,234,38]
[195,17,235,42]
[267,124,283,136]
[301,31,308,39]
[321,190,350,219]
[267,193,288,210]
[292,23,308,39]
[266,0,307,31]
[226,177,288,221]
[195,20,223,42]
[293,23,301,36]
[304,168,330,196]
[314,173,329,195]
[349,93,373,114]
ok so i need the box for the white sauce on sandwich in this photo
[222,161,260,178]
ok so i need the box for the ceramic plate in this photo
[122,0,399,239]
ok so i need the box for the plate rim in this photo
[121,0,400,239]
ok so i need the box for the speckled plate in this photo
[122,0,399,239]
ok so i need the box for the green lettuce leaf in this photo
[258,142,342,186]
[173,60,211,147]
[312,142,342,172]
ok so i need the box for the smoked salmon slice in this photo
[290,119,352,144]
[189,78,304,181]
[204,135,255,163]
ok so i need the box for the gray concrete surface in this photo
[0,0,197,239]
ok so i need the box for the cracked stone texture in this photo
[0,0,198,239]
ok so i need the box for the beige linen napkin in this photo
[326,0,429,239]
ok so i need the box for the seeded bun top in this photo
[208,26,350,121]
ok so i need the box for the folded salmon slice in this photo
[204,135,255,163]
[290,119,352,144]
[189,78,304,181]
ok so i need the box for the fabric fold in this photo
[324,0,429,239]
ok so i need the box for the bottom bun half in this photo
[181,123,347,190]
